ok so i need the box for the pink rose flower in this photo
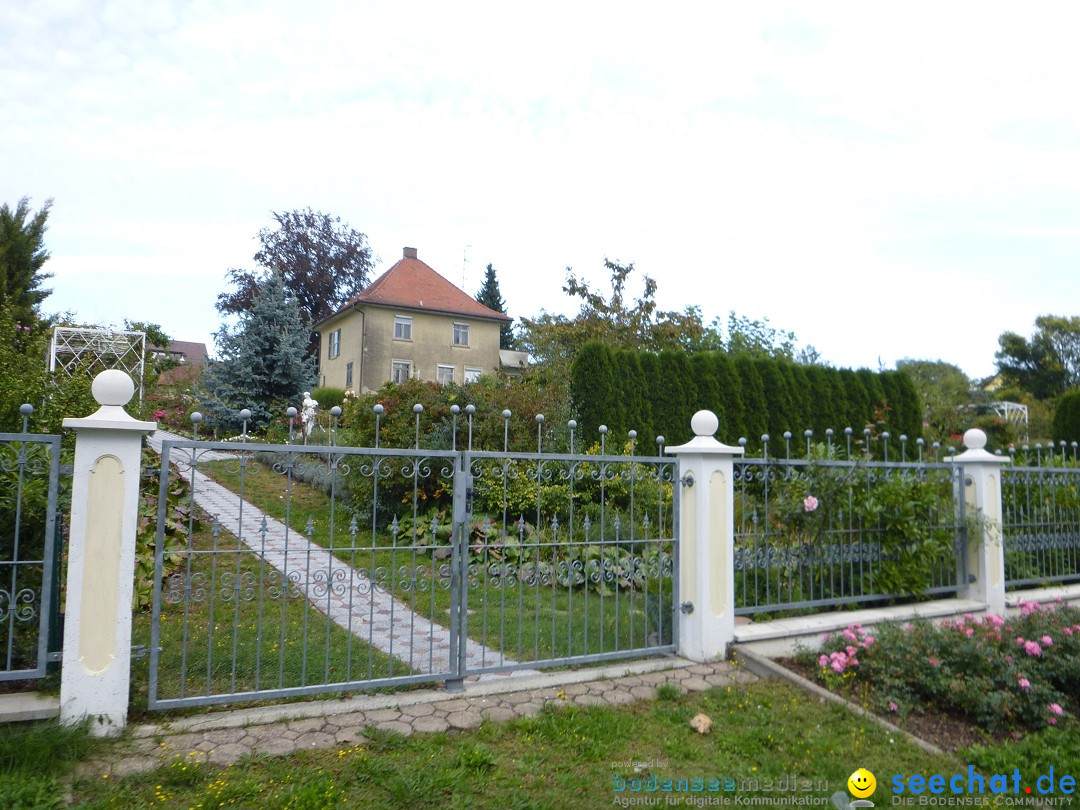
[1018,678,1031,690]
[803,496,819,512]
[1024,641,1043,657]
[1049,703,1064,716]
[1041,635,1053,647]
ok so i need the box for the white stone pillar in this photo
[667,410,744,661]
[60,370,156,736]
[949,428,1008,616]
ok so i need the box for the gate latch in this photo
[465,487,474,513]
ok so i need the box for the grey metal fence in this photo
[0,407,61,681]
[148,412,677,710]
[1002,450,1080,588]
[733,433,967,615]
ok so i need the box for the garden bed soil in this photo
[777,657,997,753]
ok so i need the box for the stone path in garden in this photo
[146,430,527,677]
[84,659,754,776]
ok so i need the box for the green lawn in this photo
[67,679,967,809]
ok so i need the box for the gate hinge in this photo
[680,601,694,615]
[130,644,153,660]
[679,474,695,488]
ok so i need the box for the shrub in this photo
[806,601,1080,734]
[311,386,347,410]
[1053,389,1080,445]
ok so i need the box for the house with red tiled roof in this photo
[315,247,514,391]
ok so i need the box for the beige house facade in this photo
[315,247,513,392]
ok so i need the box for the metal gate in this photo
[0,424,61,682]
[148,431,678,710]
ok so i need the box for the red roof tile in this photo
[320,248,511,325]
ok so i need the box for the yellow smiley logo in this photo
[848,768,876,798]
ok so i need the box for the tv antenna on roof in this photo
[462,244,472,289]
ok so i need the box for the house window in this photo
[345,361,353,389]
[392,360,411,384]
[453,322,469,347]
[328,329,341,359]
[436,364,454,385]
[464,367,482,383]
[394,316,412,340]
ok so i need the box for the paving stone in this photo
[573,694,608,707]
[109,757,162,777]
[603,690,637,706]
[203,727,250,745]
[287,717,329,733]
[245,723,289,741]
[480,706,516,724]
[688,665,713,675]
[629,685,656,700]
[279,729,301,741]
[511,701,543,717]
[560,683,590,696]
[731,669,758,684]
[334,727,368,744]
[683,677,711,692]
[411,715,451,733]
[500,691,536,705]
[295,731,337,750]
[330,711,371,727]
[639,672,670,685]
[194,740,217,753]
[704,673,733,687]
[401,702,436,717]
[365,708,402,722]
[209,743,249,763]
[432,699,469,713]
[376,720,414,737]
[252,737,298,757]
[158,732,205,751]
[446,710,484,730]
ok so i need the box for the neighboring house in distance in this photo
[153,340,208,384]
[315,247,513,392]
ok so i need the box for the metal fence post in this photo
[667,410,743,661]
[59,370,156,736]
[949,428,1008,616]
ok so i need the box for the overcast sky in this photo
[3,1,1078,380]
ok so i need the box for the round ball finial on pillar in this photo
[963,428,988,451]
[691,410,719,438]
[91,369,135,407]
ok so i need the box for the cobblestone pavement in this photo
[146,429,528,677]
[85,658,756,778]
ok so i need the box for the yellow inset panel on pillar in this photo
[79,454,124,676]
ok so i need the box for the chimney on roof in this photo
[403,247,417,259]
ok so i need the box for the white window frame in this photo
[436,364,455,385]
[328,329,341,359]
[394,316,413,341]
[345,361,353,389]
[452,322,469,347]
[392,360,411,385]
[464,366,483,383]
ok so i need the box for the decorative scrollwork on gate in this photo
[0,588,37,622]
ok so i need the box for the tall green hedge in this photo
[570,342,923,449]
[1053,389,1080,443]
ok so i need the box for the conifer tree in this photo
[754,358,793,444]
[734,355,768,446]
[690,353,723,429]
[570,341,622,443]
[203,272,317,431]
[475,263,516,349]
[615,350,651,441]
[713,352,746,443]
[0,197,52,325]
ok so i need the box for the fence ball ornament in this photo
[91,368,135,407]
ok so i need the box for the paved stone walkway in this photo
[84,658,754,778]
[146,430,527,676]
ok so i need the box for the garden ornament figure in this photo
[301,391,318,440]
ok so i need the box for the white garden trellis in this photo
[49,327,147,402]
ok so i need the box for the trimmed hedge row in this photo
[570,342,922,450]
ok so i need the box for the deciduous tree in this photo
[996,315,1080,400]
[217,209,374,355]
